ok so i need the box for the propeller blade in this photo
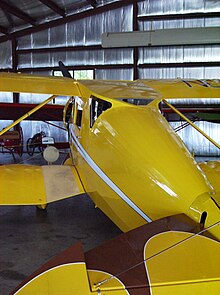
[58,61,72,79]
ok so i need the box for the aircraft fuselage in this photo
[66,89,220,239]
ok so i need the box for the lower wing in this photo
[0,164,84,205]
[11,214,220,295]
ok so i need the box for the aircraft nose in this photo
[188,192,220,240]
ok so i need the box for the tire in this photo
[26,138,35,156]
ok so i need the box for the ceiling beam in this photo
[0,0,37,26]
[17,64,134,72]
[0,0,134,43]
[139,61,220,68]
[138,11,220,21]
[38,0,66,17]
[3,10,15,28]
[18,44,103,53]
[86,0,98,8]
[3,61,220,73]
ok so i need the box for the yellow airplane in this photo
[0,72,220,294]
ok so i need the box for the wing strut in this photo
[163,99,220,150]
[0,95,57,137]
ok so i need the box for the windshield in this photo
[117,98,153,106]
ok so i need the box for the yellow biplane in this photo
[0,72,220,294]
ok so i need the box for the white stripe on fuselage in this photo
[69,127,152,223]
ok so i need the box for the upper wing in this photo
[0,72,80,96]
[0,164,85,205]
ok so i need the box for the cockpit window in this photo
[118,98,153,106]
[90,96,112,128]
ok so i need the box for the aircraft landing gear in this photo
[36,204,47,210]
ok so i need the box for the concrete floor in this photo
[0,152,121,294]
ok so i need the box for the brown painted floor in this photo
[0,152,121,294]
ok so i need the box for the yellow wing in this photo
[0,72,81,96]
[12,215,220,295]
[0,165,84,205]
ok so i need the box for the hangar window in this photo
[74,70,94,80]
[90,96,112,128]
[53,70,93,80]
[53,70,73,77]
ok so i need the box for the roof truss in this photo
[38,0,66,17]
[0,25,8,35]
[0,0,37,26]
[86,0,98,8]
[0,0,132,43]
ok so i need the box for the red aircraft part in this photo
[0,102,64,121]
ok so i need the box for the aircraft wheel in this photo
[16,126,24,157]
[26,138,35,156]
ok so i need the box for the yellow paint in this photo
[0,73,220,100]
[88,270,128,294]
[199,161,220,193]
[14,265,129,294]
[145,231,220,294]
[141,79,220,99]
[63,157,73,165]
[71,93,219,235]
[43,165,85,203]
[0,165,46,205]
[14,263,92,295]
[0,165,84,205]
[0,72,80,96]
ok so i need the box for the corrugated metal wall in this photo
[0,0,220,155]
[17,6,133,70]
[138,0,220,79]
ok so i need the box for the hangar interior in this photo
[0,0,220,294]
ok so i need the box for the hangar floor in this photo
[0,152,122,294]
